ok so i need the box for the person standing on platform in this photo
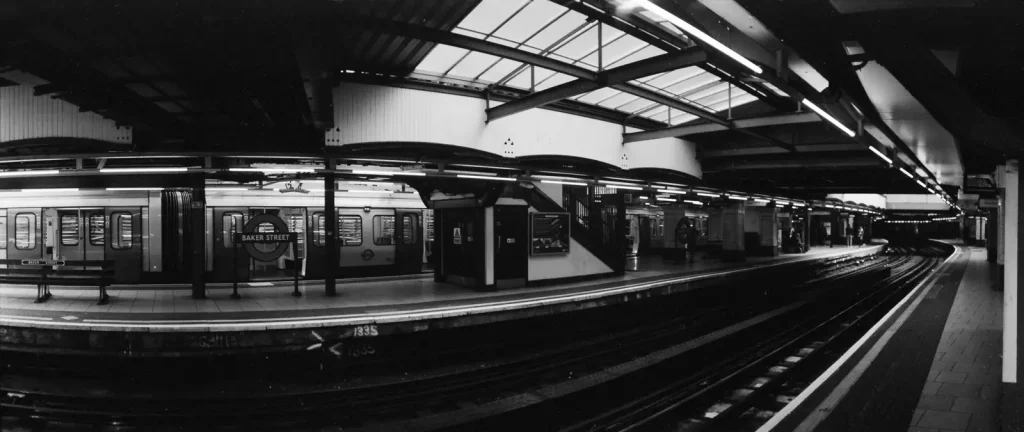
[857,225,865,247]
[673,220,688,265]
[687,224,697,263]
[845,225,854,247]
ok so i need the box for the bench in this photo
[0,259,115,305]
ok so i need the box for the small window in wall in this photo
[401,214,416,245]
[222,213,243,248]
[15,213,36,250]
[313,213,325,247]
[0,217,7,249]
[373,215,395,245]
[111,212,133,249]
[339,216,362,246]
[89,214,105,246]
[61,214,80,246]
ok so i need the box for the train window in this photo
[15,213,36,250]
[401,214,416,244]
[339,216,362,247]
[111,213,133,249]
[89,214,105,246]
[373,215,395,245]
[61,215,80,246]
[312,213,325,247]
[0,217,6,249]
[222,213,243,248]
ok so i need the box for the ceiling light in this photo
[604,177,642,183]
[899,168,915,179]
[637,196,648,200]
[101,167,188,173]
[656,197,676,202]
[457,174,516,182]
[684,200,703,205]
[777,200,790,205]
[229,167,315,174]
[449,164,518,171]
[660,189,687,195]
[916,179,927,188]
[534,174,587,181]
[541,180,588,187]
[0,170,60,177]
[728,195,747,200]
[803,99,855,137]
[868,146,893,164]
[697,192,719,198]
[208,187,250,191]
[630,0,762,74]
[753,198,769,203]
[352,170,426,177]
[603,183,642,190]
[23,188,78,193]
[106,187,162,191]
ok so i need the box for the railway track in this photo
[0,246,936,431]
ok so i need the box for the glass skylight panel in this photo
[492,1,567,44]
[549,24,601,64]
[596,91,639,109]
[681,81,729,102]
[415,44,470,76]
[476,59,524,83]
[641,67,704,90]
[578,33,647,69]
[523,11,589,53]
[669,113,699,125]
[640,105,668,119]
[576,87,622,104]
[707,93,759,113]
[693,87,734,107]
[457,0,529,35]
[617,97,658,114]
[447,51,503,80]
[663,73,720,97]
[605,45,665,69]
[534,73,576,91]
[503,65,556,89]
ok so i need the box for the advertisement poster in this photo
[531,212,570,255]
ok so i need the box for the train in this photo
[0,184,433,283]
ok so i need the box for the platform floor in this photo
[0,245,878,330]
[768,244,1004,432]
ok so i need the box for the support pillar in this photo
[615,190,627,273]
[190,175,206,299]
[758,206,779,256]
[1004,160,1021,431]
[722,202,745,261]
[325,159,338,296]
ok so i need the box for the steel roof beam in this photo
[623,111,820,143]
[486,49,706,122]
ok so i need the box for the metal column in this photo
[325,159,338,296]
[191,175,206,299]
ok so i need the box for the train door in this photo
[250,208,283,279]
[0,210,6,266]
[105,207,142,283]
[394,209,423,274]
[494,206,527,289]
[305,207,325,279]
[7,208,42,261]
[281,208,306,277]
[638,216,651,254]
[212,207,248,282]
[83,210,105,263]
[56,210,84,268]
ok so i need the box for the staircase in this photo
[525,185,624,273]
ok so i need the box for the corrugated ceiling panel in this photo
[415,44,470,76]
[534,72,576,91]
[0,85,132,144]
[456,0,530,35]
[492,1,567,43]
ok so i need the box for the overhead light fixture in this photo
[457,174,516,182]
[604,177,642,184]
[534,174,587,181]
[0,170,61,177]
[753,198,769,203]
[916,179,927,188]
[101,167,188,173]
[803,99,855,137]
[229,167,315,174]
[697,192,719,198]
[23,188,78,193]
[637,196,648,200]
[727,195,747,200]
[449,164,518,171]
[208,187,250,191]
[684,200,703,205]
[868,146,893,164]
[630,0,762,74]
[656,197,676,202]
[106,187,162,191]
[602,183,642,190]
[899,167,915,179]
[541,180,588,187]
[657,182,688,188]
[352,170,426,177]
[660,189,687,195]
[792,202,804,207]
[777,200,790,205]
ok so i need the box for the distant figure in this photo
[845,225,854,247]
[674,220,689,264]
[687,225,697,263]
[857,226,865,247]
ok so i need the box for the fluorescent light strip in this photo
[457,174,516,182]
[684,200,703,205]
[632,0,762,74]
[541,180,587,187]
[449,164,518,171]
[778,200,790,205]
[22,188,78,193]
[533,174,588,181]
[697,192,719,198]
[101,167,188,173]
[351,170,426,177]
[916,179,927,188]
[728,195,747,200]
[802,99,856,137]
[868,146,893,164]
[637,196,648,200]
[656,197,676,202]
[753,198,769,203]
[899,167,915,179]
[229,168,315,173]
[657,182,688,188]
[0,170,60,177]
[604,177,643,183]
[602,183,643,190]
[209,188,251,191]
[793,202,804,207]
[660,189,687,195]
[106,188,162,191]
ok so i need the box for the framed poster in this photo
[531,212,570,255]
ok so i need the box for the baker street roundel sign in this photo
[234,213,296,262]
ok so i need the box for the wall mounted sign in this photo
[453,227,462,245]
[531,212,570,255]
[978,198,999,209]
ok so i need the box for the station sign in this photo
[21,259,66,266]
[978,198,999,209]
[237,213,295,262]
[233,233,298,243]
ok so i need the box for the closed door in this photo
[56,210,84,268]
[83,211,105,263]
[212,207,248,282]
[7,208,42,261]
[105,208,142,282]
[494,206,527,287]
[305,208,326,278]
[394,209,422,274]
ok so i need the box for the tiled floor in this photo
[0,245,878,321]
[910,248,1002,432]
